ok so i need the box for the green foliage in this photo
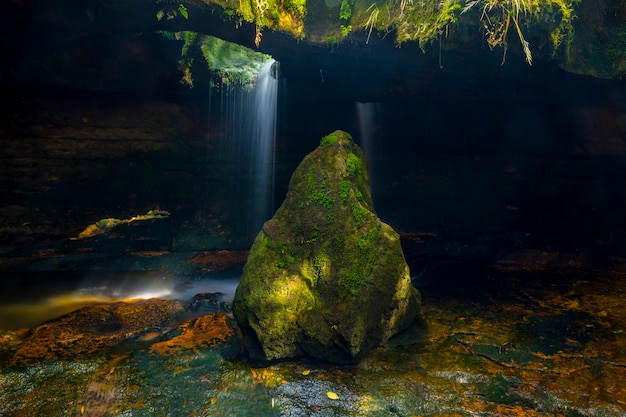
[199,35,273,85]
[311,254,328,285]
[308,172,333,208]
[350,0,579,64]
[352,203,368,228]
[156,3,188,22]
[177,3,189,19]
[320,133,339,146]
[340,0,354,20]
[354,188,363,202]
[306,227,320,243]
[340,180,351,203]
[308,171,315,188]
[375,0,464,48]
[338,267,368,295]
[276,249,295,268]
[357,236,368,252]
[356,226,380,253]
[206,0,306,46]
[346,152,363,177]
[157,30,178,41]
[204,0,579,66]
[285,0,307,18]
[158,31,273,88]
[462,0,579,64]
[310,190,333,208]
[181,31,197,57]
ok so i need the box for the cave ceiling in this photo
[0,0,624,100]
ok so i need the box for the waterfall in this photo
[208,59,279,246]
[248,60,279,237]
[356,102,380,181]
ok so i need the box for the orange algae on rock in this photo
[186,250,248,272]
[149,312,238,356]
[7,299,185,365]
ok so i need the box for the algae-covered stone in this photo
[233,130,420,363]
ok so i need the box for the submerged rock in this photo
[6,299,185,365]
[149,312,240,358]
[233,130,421,363]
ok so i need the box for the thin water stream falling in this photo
[356,102,381,184]
[249,60,279,236]
[0,61,281,330]
[208,59,279,244]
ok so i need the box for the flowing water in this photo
[356,102,380,185]
[249,60,279,236]
[208,59,279,243]
[0,271,240,329]
[2,265,625,416]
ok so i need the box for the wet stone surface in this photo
[1,263,625,416]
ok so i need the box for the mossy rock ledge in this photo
[233,130,421,363]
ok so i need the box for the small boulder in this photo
[233,130,421,363]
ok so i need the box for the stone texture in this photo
[233,130,421,363]
[7,299,185,365]
[149,312,240,358]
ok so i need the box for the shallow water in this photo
[0,271,240,329]
[1,262,625,416]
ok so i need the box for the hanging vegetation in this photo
[159,31,273,87]
[197,0,307,46]
[159,0,579,65]
[461,0,579,64]
[349,0,579,64]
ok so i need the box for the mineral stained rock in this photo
[233,130,421,363]
[7,299,185,365]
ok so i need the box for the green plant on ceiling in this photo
[355,0,578,64]
[253,0,269,46]
[375,0,463,49]
[363,3,380,43]
[159,30,273,88]
[340,0,355,37]
[156,3,189,21]
[352,0,464,51]
[461,0,579,65]
[201,0,307,46]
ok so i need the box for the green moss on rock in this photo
[320,132,340,146]
[233,130,421,363]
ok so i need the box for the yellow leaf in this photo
[326,391,340,400]
[301,369,310,376]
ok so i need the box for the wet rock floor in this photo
[1,262,625,417]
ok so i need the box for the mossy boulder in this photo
[233,130,420,363]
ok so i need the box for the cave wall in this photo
[1,0,625,273]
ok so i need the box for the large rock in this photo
[233,130,420,363]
